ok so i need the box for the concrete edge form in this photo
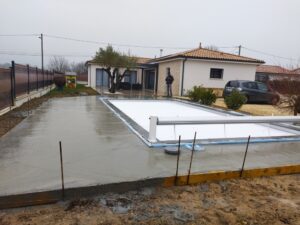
[1,164,299,210]
[163,164,300,186]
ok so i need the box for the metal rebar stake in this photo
[175,135,181,186]
[187,132,197,185]
[240,136,251,178]
[59,141,65,200]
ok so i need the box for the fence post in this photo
[36,67,38,91]
[175,135,181,186]
[10,61,16,106]
[59,141,65,200]
[27,65,30,94]
[43,69,45,89]
[240,136,251,178]
[187,132,197,185]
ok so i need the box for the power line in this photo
[242,46,298,61]
[0,33,298,62]
[0,34,39,37]
[45,35,237,50]
[44,34,194,50]
[0,51,91,58]
[0,33,239,51]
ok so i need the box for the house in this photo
[292,68,300,75]
[256,65,300,82]
[87,47,264,96]
[87,57,152,90]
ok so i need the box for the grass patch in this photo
[48,84,99,97]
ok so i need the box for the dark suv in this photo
[223,80,279,104]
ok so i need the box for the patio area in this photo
[0,96,299,196]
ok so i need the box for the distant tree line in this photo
[47,56,87,74]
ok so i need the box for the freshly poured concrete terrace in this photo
[0,96,300,196]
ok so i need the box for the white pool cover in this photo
[108,99,298,143]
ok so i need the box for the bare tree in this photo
[48,56,70,73]
[0,63,11,68]
[268,79,300,115]
[70,62,87,74]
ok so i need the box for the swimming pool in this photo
[103,98,300,146]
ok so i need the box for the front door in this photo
[96,69,109,87]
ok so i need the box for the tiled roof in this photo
[149,48,264,64]
[256,65,297,75]
[135,57,152,64]
[292,68,300,74]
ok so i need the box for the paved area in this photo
[0,96,299,196]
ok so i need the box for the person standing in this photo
[165,68,174,97]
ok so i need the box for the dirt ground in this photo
[0,175,299,225]
[213,98,292,116]
[0,86,98,137]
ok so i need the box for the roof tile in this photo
[256,65,298,75]
[150,48,264,64]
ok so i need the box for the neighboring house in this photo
[87,47,264,96]
[293,68,300,75]
[256,65,300,82]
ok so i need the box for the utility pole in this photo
[238,45,242,56]
[39,33,45,88]
[39,33,44,72]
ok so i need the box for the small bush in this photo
[225,90,247,110]
[187,86,217,105]
[53,75,66,90]
[200,89,217,105]
[187,86,203,102]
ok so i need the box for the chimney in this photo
[160,49,163,57]
[199,42,202,48]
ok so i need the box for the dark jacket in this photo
[165,75,174,85]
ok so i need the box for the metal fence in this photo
[0,68,13,110]
[0,61,54,111]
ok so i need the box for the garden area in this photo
[48,84,98,97]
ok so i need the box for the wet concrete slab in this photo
[0,96,299,196]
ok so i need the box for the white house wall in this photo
[88,64,143,89]
[182,60,257,94]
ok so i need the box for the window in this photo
[243,82,258,89]
[228,81,239,87]
[257,83,268,91]
[210,68,223,79]
[255,73,269,83]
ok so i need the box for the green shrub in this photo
[187,86,204,102]
[53,75,66,90]
[187,86,217,106]
[225,90,247,110]
[200,89,217,105]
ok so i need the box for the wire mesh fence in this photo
[0,61,54,111]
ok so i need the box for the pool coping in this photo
[100,97,300,147]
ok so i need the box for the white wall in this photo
[88,64,143,89]
[182,59,258,94]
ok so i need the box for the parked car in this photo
[223,80,279,104]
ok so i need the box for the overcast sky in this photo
[0,0,300,68]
